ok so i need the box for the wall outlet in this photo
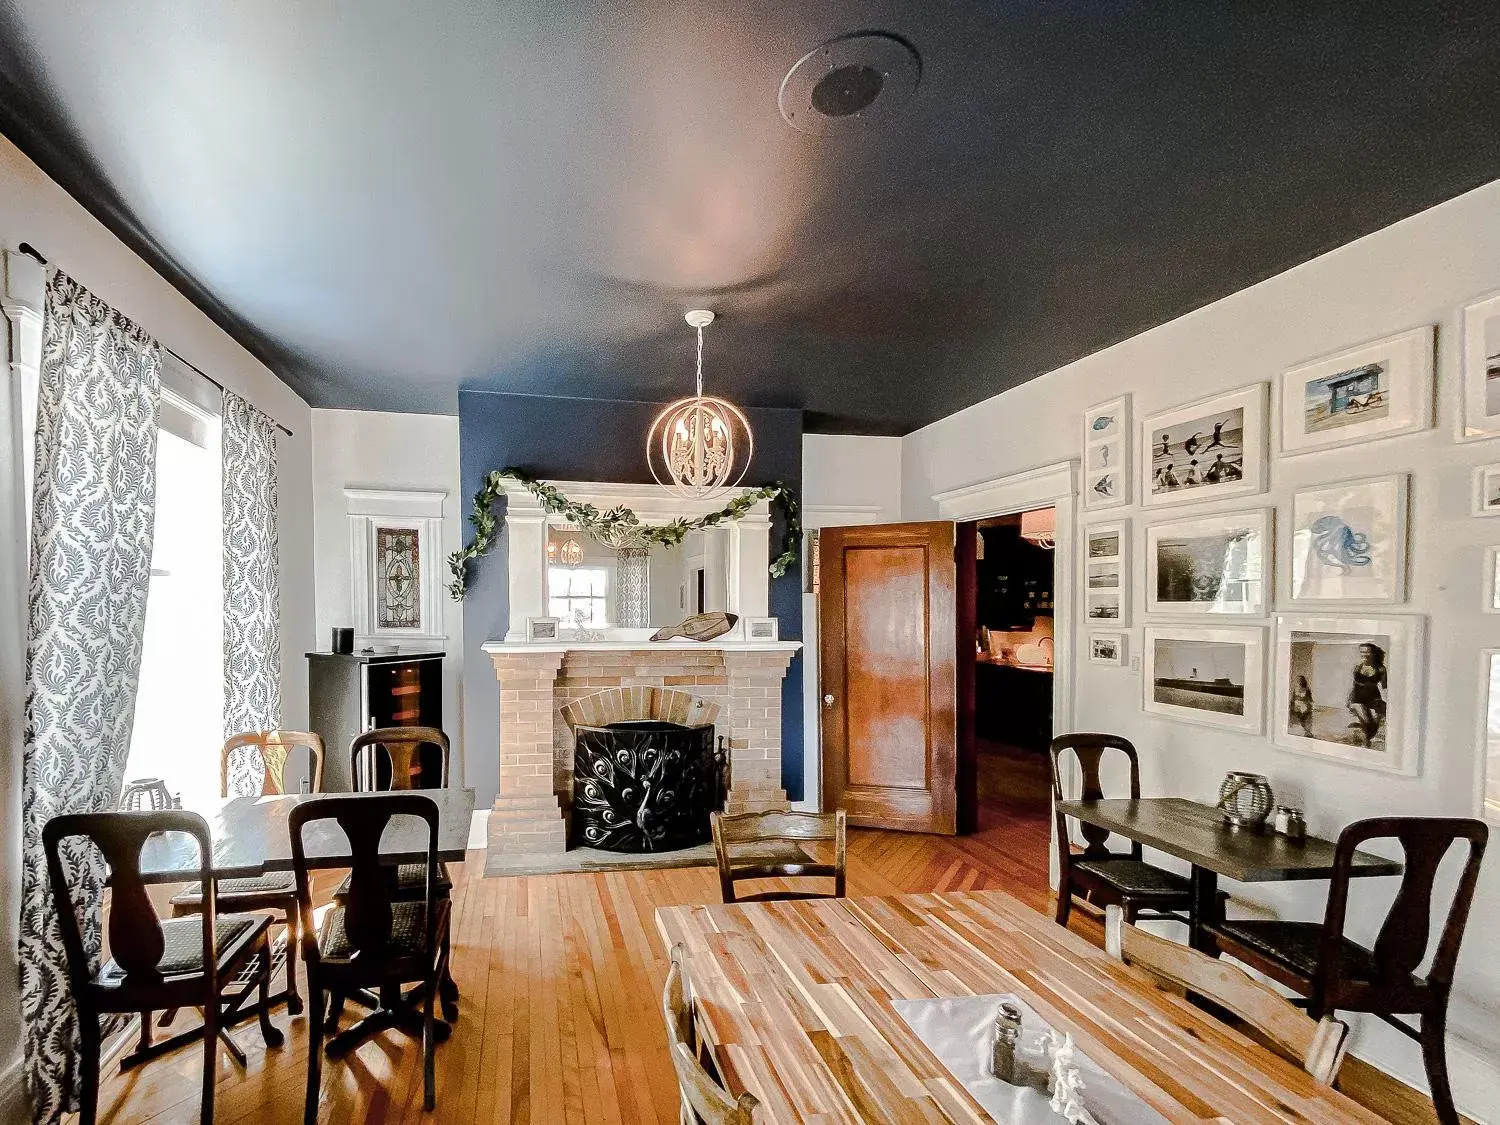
[1130,656,1141,671]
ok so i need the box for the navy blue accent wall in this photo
[458,390,805,808]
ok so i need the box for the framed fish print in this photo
[1278,326,1434,456]
[1287,474,1409,605]
[1271,614,1424,776]
[1082,394,1130,510]
[1140,384,1267,507]
[1459,289,1500,443]
[1083,522,1129,624]
[1144,508,1271,616]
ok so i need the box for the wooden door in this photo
[819,522,958,833]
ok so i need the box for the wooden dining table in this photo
[1052,797,1403,952]
[657,889,1384,1124]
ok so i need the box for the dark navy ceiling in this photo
[4,3,1500,434]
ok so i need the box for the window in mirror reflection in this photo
[550,566,609,626]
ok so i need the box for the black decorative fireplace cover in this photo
[571,720,721,852]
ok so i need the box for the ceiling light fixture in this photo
[647,310,753,501]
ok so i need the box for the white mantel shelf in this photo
[482,639,801,655]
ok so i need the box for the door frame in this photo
[933,461,1077,875]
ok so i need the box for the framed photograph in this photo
[525,616,561,642]
[1144,508,1271,616]
[1083,394,1130,510]
[1459,290,1500,443]
[1141,384,1266,507]
[1477,650,1500,824]
[1475,464,1500,516]
[1084,522,1129,624]
[1271,614,1424,776]
[1089,632,1127,666]
[745,616,780,641]
[1278,326,1434,456]
[1143,624,1265,733]
[1485,547,1500,614]
[1288,474,1409,605]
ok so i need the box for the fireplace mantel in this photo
[481,639,801,656]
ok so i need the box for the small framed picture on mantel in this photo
[745,617,780,642]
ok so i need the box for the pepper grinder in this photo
[990,1001,1024,1083]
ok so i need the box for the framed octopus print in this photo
[1287,474,1409,605]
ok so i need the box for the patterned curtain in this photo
[19,271,160,1124]
[222,390,281,738]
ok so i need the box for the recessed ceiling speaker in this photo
[778,31,921,136]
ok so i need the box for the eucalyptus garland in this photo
[447,467,801,599]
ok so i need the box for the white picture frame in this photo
[525,616,561,642]
[1485,547,1500,615]
[1141,384,1267,507]
[1475,464,1500,517]
[1271,613,1424,777]
[1088,632,1127,666]
[1278,326,1434,456]
[1459,289,1500,443]
[1476,650,1500,825]
[1287,474,1409,605]
[344,488,448,645]
[1082,394,1130,510]
[1083,521,1129,625]
[1144,507,1272,617]
[745,616,779,641]
[1143,624,1265,733]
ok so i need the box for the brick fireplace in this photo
[482,641,800,855]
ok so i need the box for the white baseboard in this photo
[468,809,490,850]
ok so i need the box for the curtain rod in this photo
[15,242,294,437]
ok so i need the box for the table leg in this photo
[1189,866,1221,955]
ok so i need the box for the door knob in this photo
[823,693,835,708]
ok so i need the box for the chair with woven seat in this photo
[170,730,325,1014]
[1206,817,1487,1125]
[1104,906,1350,1085]
[662,943,758,1124]
[710,809,845,904]
[1051,733,1207,929]
[292,793,452,1119]
[44,809,282,1125]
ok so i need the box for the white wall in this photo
[799,434,903,808]
[310,409,465,777]
[902,178,1500,1119]
[0,134,314,1123]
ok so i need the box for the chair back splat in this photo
[350,725,450,792]
[710,809,846,904]
[222,730,326,797]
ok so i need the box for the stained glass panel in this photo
[376,526,421,629]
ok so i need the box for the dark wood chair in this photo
[170,730,326,1015]
[662,943,759,1124]
[43,809,282,1125]
[1050,733,1204,929]
[1206,817,1487,1125]
[710,809,846,903]
[291,793,452,1119]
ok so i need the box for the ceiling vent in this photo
[778,31,921,136]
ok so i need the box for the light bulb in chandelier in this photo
[647,310,754,500]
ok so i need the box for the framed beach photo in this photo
[1089,632,1127,666]
[1083,394,1130,510]
[1143,624,1265,733]
[1477,650,1500,824]
[1288,474,1409,605]
[1140,384,1266,507]
[1460,290,1500,443]
[1278,326,1434,456]
[1083,522,1129,624]
[1144,508,1271,616]
[1475,464,1500,517]
[1271,614,1424,776]
[1485,547,1500,614]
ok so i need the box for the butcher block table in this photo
[656,890,1382,1124]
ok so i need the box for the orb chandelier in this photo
[646,310,754,500]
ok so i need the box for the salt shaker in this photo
[1273,805,1306,840]
[991,1001,1024,1083]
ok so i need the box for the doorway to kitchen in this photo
[969,508,1056,832]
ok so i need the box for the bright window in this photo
[549,566,608,626]
[123,390,224,811]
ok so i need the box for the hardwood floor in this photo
[79,807,1457,1124]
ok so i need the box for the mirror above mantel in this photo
[500,479,772,642]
